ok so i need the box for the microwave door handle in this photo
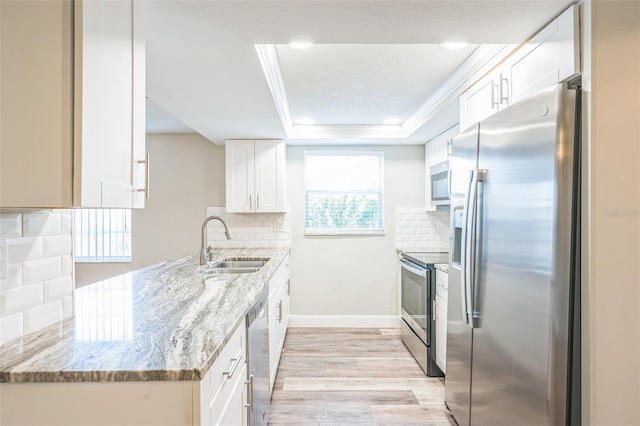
[400,259,427,278]
[460,170,475,326]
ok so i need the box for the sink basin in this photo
[207,267,261,274]
[201,257,270,275]
[212,258,269,268]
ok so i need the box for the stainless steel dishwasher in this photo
[246,288,269,426]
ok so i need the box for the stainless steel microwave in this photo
[430,160,451,205]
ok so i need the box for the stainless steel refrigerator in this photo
[445,82,581,425]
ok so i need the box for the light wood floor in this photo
[268,328,456,426]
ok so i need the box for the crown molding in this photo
[256,43,519,140]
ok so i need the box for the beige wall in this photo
[286,145,427,320]
[75,133,225,287]
[586,1,640,424]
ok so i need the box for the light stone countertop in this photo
[0,248,289,384]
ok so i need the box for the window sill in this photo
[304,229,385,237]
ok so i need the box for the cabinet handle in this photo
[491,83,499,109]
[286,278,291,296]
[223,354,243,379]
[257,194,260,211]
[136,154,150,199]
[277,300,283,323]
[249,194,252,210]
[500,76,509,105]
[244,374,253,409]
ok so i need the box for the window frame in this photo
[304,150,385,236]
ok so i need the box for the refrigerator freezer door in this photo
[445,124,480,426]
[470,84,577,425]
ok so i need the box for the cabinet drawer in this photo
[200,321,246,426]
[268,256,289,300]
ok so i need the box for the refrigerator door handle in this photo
[470,170,487,328]
[461,169,476,327]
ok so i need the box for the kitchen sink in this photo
[201,257,270,275]
[212,258,269,268]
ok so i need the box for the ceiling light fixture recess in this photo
[440,42,469,50]
[296,118,316,125]
[289,41,315,50]
[382,118,402,125]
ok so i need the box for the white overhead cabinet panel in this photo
[459,5,580,132]
[226,140,286,213]
[0,0,146,208]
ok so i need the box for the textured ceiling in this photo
[145,0,574,144]
[275,44,477,126]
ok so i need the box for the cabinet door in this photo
[226,140,256,213]
[504,5,579,104]
[0,0,74,208]
[436,294,447,373]
[131,1,147,209]
[254,140,286,213]
[75,0,135,208]
[268,296,281,391]
[425,141,436,212]
[215,362,248,426]
[459,73,500,132]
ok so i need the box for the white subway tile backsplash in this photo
[22,212,62,237]
[22,257,61,286]
[0,283,44,317]
[0,313,23,345]
[43,235,72,258]
[23,300,63,334]
[62,296,73,318]
[0,213,22,239]
[7,237,43,263]
[0,264,22,292]
[205,207,291,249]
[44,276,73,302]
[396,207,450,252]
[61,255,73,276]
[0,210,73,343]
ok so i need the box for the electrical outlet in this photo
[273,218,285,232]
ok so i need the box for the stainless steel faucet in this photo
[200,215,234,265]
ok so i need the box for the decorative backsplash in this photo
[205,207,291,249]
[396,207,450,252]
[0,210,74,345]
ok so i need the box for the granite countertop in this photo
[0,248,289,384]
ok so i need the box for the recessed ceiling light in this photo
[289,41,315,50]
[296,118,316,125]
[382,118,402,125]
[440,42,469,50]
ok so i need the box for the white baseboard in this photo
[288,315,400,328]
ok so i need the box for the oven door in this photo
[400,258,429,344]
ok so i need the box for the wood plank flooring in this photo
[269,328,456,426]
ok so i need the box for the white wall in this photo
[584,2,640,424]
[287,145,432,326]
[75,133,225,287]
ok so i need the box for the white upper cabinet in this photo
[0,0,146,208]
[226,140,286,213]
[459,5,580,131]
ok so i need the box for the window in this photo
[73,209,132,262]
[305,151,384,235]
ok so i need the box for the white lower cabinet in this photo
[0,322,248,426]
[199,321,248,426]
[435,269,449,374]
[268,256,290,391]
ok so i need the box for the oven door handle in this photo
[400,259,427,278]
